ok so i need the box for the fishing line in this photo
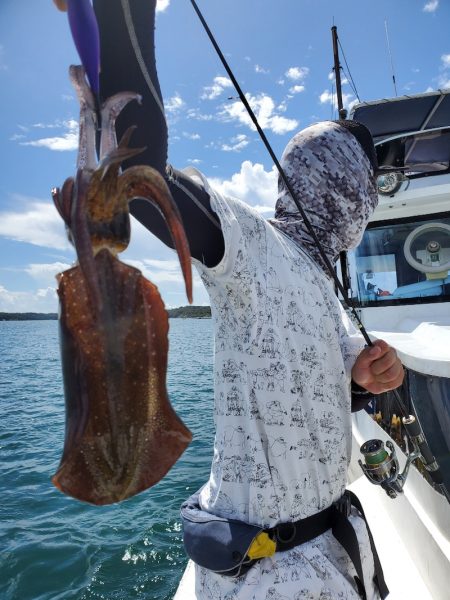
[189,0,450,501]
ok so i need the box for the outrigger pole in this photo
[331,25,347,120]
[331,26,353,310]
[189,0,450,503]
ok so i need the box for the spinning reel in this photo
[358,415,448,501]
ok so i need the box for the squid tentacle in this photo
[100,93,142,162]
[98,127,146,181]
[69,65,97,171]
[118,167,193,303]
[70,170,103,315]
[51,177,75,228]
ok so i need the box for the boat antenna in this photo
[331,25,347,119]
[384,20,398,96]
[189,0,450,503]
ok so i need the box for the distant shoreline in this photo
[0,306,211,321]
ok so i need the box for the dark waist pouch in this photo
[180,490,389,599]
[180,492,265,576]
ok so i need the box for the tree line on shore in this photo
[0,306,211,321]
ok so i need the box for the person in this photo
[56,1,405,598]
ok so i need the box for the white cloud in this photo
[423,0,439,12]
[187,158,202,165]
[441,54,450,68]
[186,108,214,121]
[125,257,181,281]
[319,89,334,104]
[0,198,70,250]
[165,93,185,113]
[208,160,278,211]
[438,77,450,89]
[289,85,305,95]
[0,45,7,71]
[221,134,250,153]
[25,262,71,286]
[20,120,78,151]
[285,66,309,81]
[201,76,233,100]
[255,64,269,74]
[319,89,357,112]
[183,132,201,140]
[0,285,58,313]
[220,93,298,135]
[156,0,170,12]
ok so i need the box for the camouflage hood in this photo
[269,121,378,274]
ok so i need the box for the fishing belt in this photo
[181,489,389,600]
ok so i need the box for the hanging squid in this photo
[51,65,193,505]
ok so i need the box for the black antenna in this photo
[384,20,398,96]
[331,26,347,119]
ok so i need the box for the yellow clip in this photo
[247,532,277,560]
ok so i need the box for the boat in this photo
[344,90,450,600]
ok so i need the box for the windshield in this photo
[348,213,450,306]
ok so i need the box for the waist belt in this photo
[180,490,388,600]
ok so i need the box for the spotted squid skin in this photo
[53,251,192,505]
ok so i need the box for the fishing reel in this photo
[359,436,420,499]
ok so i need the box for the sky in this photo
[0,0,449,311]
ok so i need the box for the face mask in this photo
[269,121,378,273]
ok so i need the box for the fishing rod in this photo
[189,0,450,503]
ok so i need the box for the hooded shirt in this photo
[186,122,381,599]
[269,120,378,273]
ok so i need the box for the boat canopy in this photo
[350,90,450,142]
[350,91,450,177]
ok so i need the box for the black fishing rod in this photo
[189,0,450,503]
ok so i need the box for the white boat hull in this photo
[349,410,450,600]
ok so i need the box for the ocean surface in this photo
[0,319,215,600]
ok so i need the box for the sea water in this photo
[0,319,215,600]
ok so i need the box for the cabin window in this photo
[347,214,450,306]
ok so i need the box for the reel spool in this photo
[359,434,421,499]
[359,439,402,498]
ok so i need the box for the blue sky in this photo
[0,0,449,311]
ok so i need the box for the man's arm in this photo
[92,0,224,266]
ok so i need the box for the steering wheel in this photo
[403,223,450,274]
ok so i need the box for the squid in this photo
[51,65,193,505]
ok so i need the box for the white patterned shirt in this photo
[188,169,379,600]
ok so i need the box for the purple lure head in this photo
[67,0,100,96]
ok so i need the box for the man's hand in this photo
[352,339,404,395]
